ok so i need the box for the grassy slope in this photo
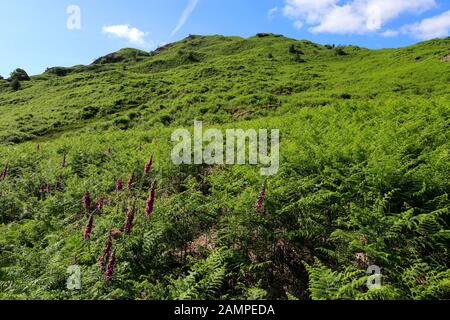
[0,34,449,300]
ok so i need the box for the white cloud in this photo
[268,7,279,20]
[401,10,450,39]
[380,29,399,37]
[171,0,199,37]
[282,0,437,35]
[103,25,147,46]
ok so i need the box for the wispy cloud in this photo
[268,7,279,20]
[102,25,147,46]
[171,0,199,37]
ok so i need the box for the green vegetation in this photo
[0,34,449,300]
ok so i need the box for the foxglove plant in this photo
[127,173,134,190]
[83,192,91,212]
[95,198,103,211]
[105,251,116,281]
[98,233,112,272]
[123,209,135,235]
[39,184,46,196]
[145,183,156,217]
[116,179,123,192]
[255,183,266,213]
[144,156,153,174]
[83,215,94,240]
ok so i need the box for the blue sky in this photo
[1,0,449,77]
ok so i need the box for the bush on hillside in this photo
[335,47,348,56]
[45,67,72,77]
[10,68,30,81]
[10,78,21,91]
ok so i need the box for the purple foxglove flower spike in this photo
[98,233,112,272]
[123,209,135,235]
[127,173,134,191]
[105,251,116,281]
[83,215,94,240]
[144,156,153,174]
[116,179,123,192]
[95,198,103,211]
[145,183,156,217]
[83,192,91,211]
[255,183,266,213]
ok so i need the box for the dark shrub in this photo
[80,106,100,120]
[114,116,131,129]
[159,114,173,126]
[10,68,30,81]
[289,44,297,54]
[335,47,348,56]
[45,67,71,77]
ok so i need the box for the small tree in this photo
[10,78,21,91]
[293,53,306,63]
[289,44,297,54]
[10,68,30,81]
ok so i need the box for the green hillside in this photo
[0,34,449,300]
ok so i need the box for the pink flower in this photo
[105,251,116,281]
[82,192,91,211]
[39,184,46,195]
[144,156,153,174]
[255,183,266,213]
[95,198,103,211]
[123,209,135,235]
[127,174,134,191]
[145,184,156,217]
[116,179,123,192]
[83,215,94,240]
